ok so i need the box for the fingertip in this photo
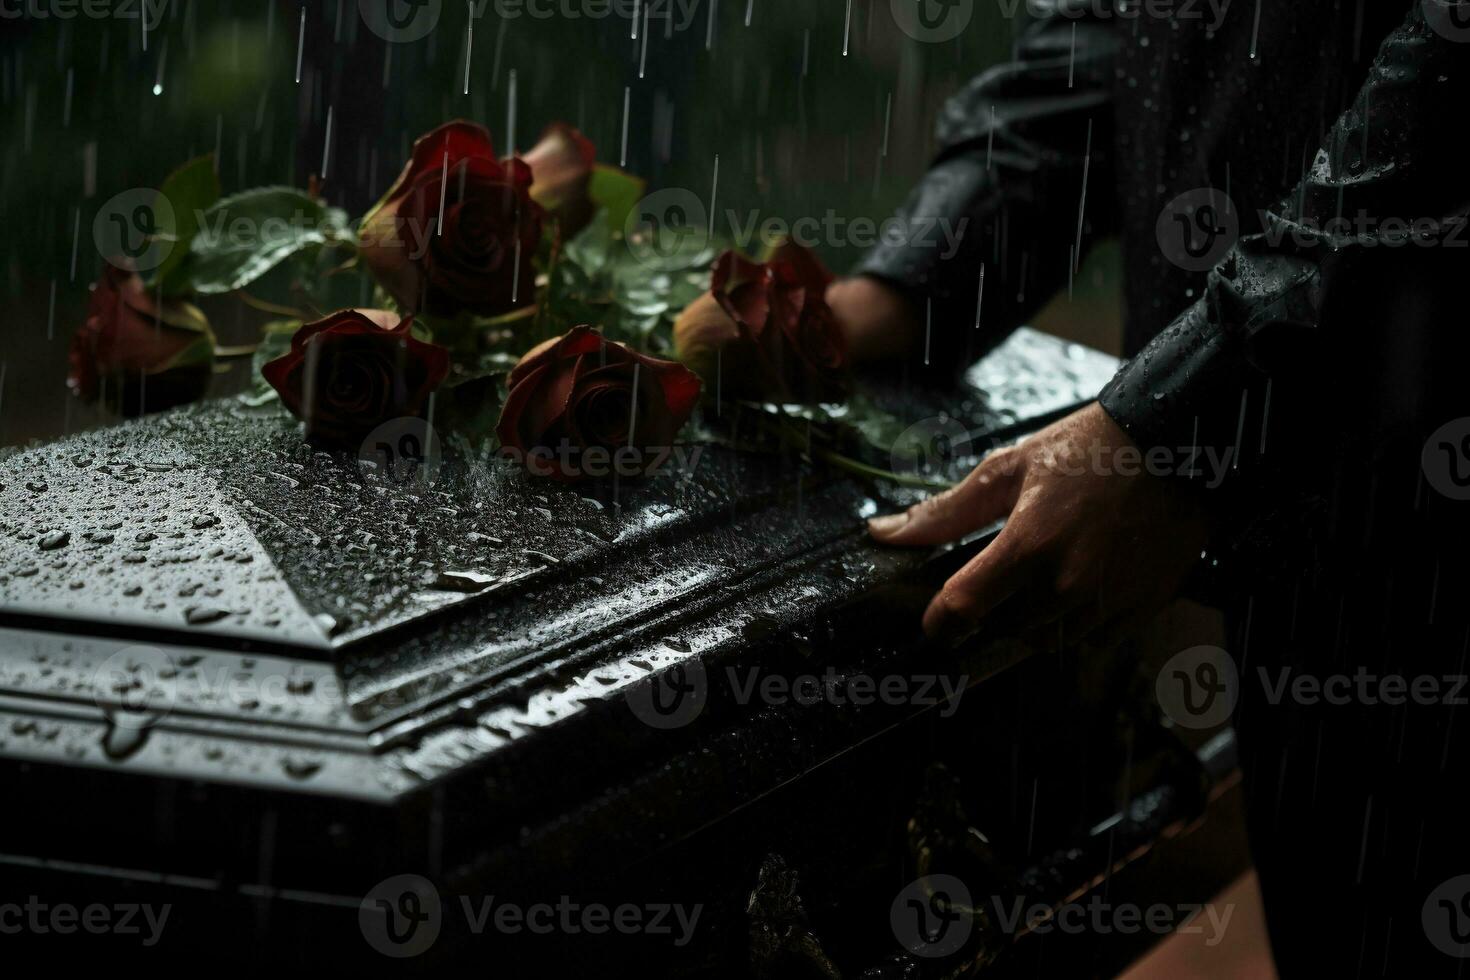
[867,511,910,540]
[921,598,946,639]
[922,592,973,645]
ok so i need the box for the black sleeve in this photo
[854,6,1120,368]
[1097,2,1470,471]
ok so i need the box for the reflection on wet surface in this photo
[0,327,1119,795]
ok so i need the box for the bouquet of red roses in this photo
[67,118,923,488]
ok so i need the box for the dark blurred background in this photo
[0,0,1120,447]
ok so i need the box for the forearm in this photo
[855,10,1120,365]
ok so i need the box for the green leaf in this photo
[621,227,721,275]
[159,333,217,373]
[543,203,724,350]
[434,370,507,446]
[183,188,352,295]
[563,209,614,278]
[369,280,401,314]
[154,297,214,336]
[415,305,537,355]
[587,165,645,235]
[245,318,302,404]
[735,393,911,461]
[834,392,914,458]
[151,154,220,295]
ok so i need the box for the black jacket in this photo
[858,0,1470,485]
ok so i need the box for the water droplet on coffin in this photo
[282,756,322,780]
[101,711,156,761]
[184,606,230,626]
[430,569,498,593]
[315,613,348,637]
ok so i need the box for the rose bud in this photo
[673,241,848,404]
[68,264,216,416]
[260,309,450,446]
[521,123,597,236]
[496,325,702,483]
[669,291,742,393]
[360,120,543,319]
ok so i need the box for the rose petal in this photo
[495,326,701,482]
[766,238,834,290]
[261,310,448,445]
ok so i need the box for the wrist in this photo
[827,275,922,362]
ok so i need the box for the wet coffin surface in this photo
[0,329,1218,974]
[0,328,1118,805]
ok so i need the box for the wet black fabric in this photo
[860,2,1470,974]
[856,0,1411,359]
[1224,244,1470,976]
[1098,4,1470,468]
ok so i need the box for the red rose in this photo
[673,241,848,403]
[522,123,597,236]
[260,309,449,445]
[68,264,215,416]
[360,121,542,318]
[496,326,702,482]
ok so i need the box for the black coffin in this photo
[0,329,1243,974]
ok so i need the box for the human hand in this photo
[825,276,921,363]
[868,402,1210,643]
